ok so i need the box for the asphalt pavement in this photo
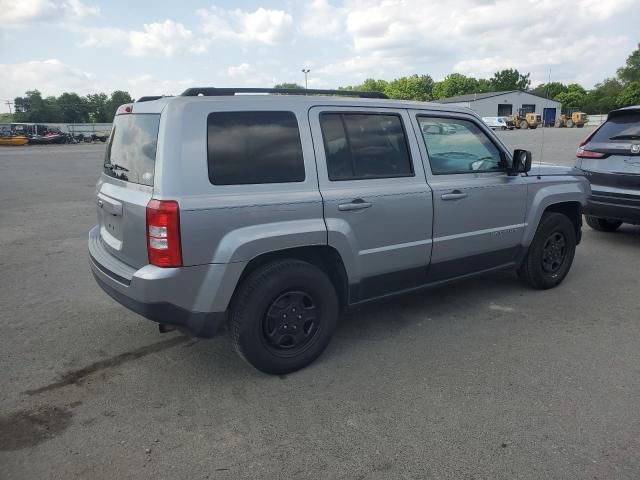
[1,128,639,479]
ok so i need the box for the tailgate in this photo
[97,112,160,269]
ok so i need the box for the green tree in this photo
[384,74,434,101]
[432,74,480,100]
[86,93,110,122]
[339,78,388,93]
[616,81,640,107]
[490,69,531,91]
[476,78,493,93]
[359,78,388,92]
[0,113,13,122]
[13,90,54,122]
[58,92,89,123]
[531,82,568,99]
[274,83,304,89]
[45,96,63,122]
[106,90,133,119]
[582,78,624,114]
[617,43,640,84]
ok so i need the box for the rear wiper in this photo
[104,162,130,172]
[609,134,640,140]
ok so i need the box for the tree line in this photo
[279,43,640,114]
[4,90,133,124]
[4,44,639,124]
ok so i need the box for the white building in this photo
[437,90,562,126]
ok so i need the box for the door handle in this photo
[338,198,372,211]
[441,190,468,201]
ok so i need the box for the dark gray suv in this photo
[576,106,640,231]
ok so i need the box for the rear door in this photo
[97,112,160,268]
[579,109,640,193]
[309,107,433,300]
[409,111,527,277]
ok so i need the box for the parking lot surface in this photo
[1,128,639,479]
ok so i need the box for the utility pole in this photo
[301,69,310,89]
[5,100,13,114]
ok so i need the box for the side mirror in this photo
[510,149,532,175]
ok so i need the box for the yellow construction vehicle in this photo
[555,111,588,128]
[510,109,541,129]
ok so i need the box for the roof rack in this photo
[180,87,388,99]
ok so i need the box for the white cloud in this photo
[197,6,293,45]
[299,0,345,37]
[75,20,204,57]
[125,75,193,98]
[0,59,97,101]
[227,63,252,77]
[0,0,98,25]
[126,20,196,57]
[76,26,128,47]
[313,0,638,87]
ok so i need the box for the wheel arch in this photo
[543,201,583,243]
[231,246,350,311]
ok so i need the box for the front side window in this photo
[207,111,305,185]
[320,113,413,181]
[418,117,504,174]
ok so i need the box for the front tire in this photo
[518,212,577,289]
[230,259,339,374]
[520,120,529,129]
[585,216,622,232]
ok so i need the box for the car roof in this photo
[129,94,475,116]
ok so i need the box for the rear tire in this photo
[518,212,577,290]
[230,259,339,374]
[585,216,622,232]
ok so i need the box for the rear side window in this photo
[207,111,305,185]
[104,114,160,186]
[591,112,640,142]
[320,113,413,181]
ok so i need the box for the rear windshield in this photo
[104,114,160,186]
[592,112,640,142]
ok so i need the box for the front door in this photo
[410,112,528,279]
[309,107,433,300]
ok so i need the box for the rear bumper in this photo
[88,226,237,337]
[583,191,640,224]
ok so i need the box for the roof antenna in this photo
[538,67,552,178]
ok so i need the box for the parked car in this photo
[576,105,640,231]
[482,116,514,130]
[89,88,590,374]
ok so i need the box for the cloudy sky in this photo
[1,0,639,112]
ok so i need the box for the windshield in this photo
[104,114,160,186]
[591,112,640,143]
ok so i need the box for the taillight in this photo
[576,147,606,159]
[116,103,133,115]
[578,122,604,147]
[146,200,182,267]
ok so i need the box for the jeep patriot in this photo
[89,88,591,374]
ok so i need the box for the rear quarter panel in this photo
[156,98,326,267]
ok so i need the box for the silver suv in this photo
[576,106,640,231]
[89,88,590,374]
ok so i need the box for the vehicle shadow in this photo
[584,224,640,247]
[176,269,524,382]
